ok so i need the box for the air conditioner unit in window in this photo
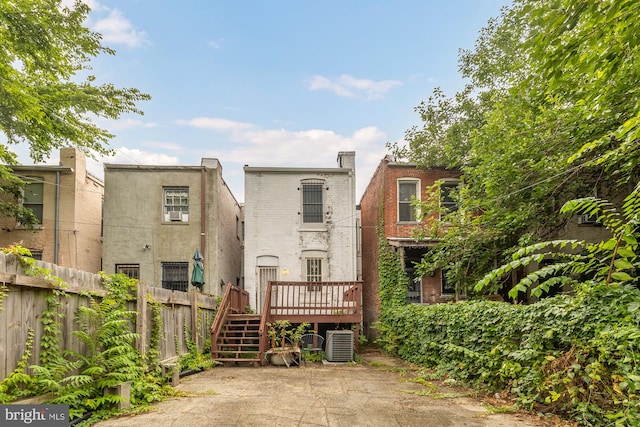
[325,330,354,362]
[169,211,182,221]
[577,214,598,225]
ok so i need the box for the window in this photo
[306,258,322,282]
[441,269,455,295]
[164,187,189,222]
[116,264,140,280]
[305,258,323,291]
[29,250,43,260]
[440,182,460,213]
[303,250,326,290]
[398,180,419,222]
[23,179,44,225]
[301,179,324,224]
[161,262,188,291]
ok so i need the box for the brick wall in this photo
[360,157,461,339]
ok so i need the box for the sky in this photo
[38,0,510,203]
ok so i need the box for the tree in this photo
[0,0,150,225]
[391,0,640,296]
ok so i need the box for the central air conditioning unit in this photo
[169,211,182,221]
[326,330,354,362]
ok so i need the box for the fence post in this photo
[190,289,199,348]
[136,282,148,355]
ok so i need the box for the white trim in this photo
[397,178,421,223]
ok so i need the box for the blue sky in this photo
[45,0,509,202]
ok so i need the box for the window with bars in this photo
[398,180,419,222]
[29,250,43,260]
[164,187,189,222]
[306,258,323,290]
[306,258,322,281]
[301,180,324,223]
[162,262,188,291]
[116,264,140,280]
[21,178,44,225]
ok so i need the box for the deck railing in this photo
[210,282,250,357]
[266,281,360,315]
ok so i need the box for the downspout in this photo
[54,170,60,264]
[200,166,207,278]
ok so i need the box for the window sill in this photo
[299,226,328,232]
[162,221,190,225]
[15,225,43,230]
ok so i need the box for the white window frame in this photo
[302,250,327,290]
[306,258,323,282]
[163,187,189,222]
[397,179,420,223]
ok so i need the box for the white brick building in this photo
[243,152,358,311]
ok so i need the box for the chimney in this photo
[337,151,355,171]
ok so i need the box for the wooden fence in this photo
[0,253,218,381]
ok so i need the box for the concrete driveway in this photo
[96,348,557,427]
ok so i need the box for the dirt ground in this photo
[96,347,573,427]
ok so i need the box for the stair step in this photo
[212,313,264,367]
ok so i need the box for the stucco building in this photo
[0,147,104,272]
[360,155,461,339]
[243,152,359,312]
[102,159,242,296]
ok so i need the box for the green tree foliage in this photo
[0,0,149,225]
[391,0,640,295]
[477,183,640,299]
[377,184,640,424]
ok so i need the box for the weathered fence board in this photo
[0,252,218,380]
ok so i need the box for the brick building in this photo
[0,148,104,272]
[359,155,461,339]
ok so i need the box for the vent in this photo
[325,330,354,362]
[169,211,182,221]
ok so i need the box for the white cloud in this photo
[87,147,180,180]
[309,75,355,97]
[176,117,254,132]
[190,118,389,201]
[93,9,148,47]
[309,74,402,100]
[140,141,183,151]
[104,147,180,165]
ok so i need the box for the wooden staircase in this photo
[213,314,262,365]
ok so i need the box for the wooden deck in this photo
[211,281,362,365]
